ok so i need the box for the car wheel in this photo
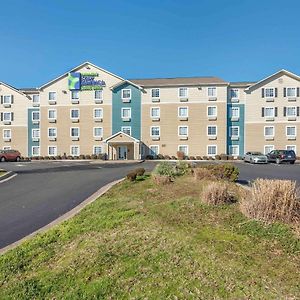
[290,161,295,165]
[276,158,281,164]
[0,156,6,162]
[16,156,21,162]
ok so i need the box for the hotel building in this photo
[0,62,299,159]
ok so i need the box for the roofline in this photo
[103,131,140,143]
[245,69,300,91]
[39,61,143,90]
[131,82,229,88]
[0,81,28,97]
[110,80,144,91]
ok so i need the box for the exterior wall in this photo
[112,82,141,140]
[0,83,29,156]
[27,108,40,156]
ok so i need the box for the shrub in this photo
[177,151,185,160]
[202,156,208,160]
[202,182,235,205]
[152,162,176,177]
[157,154,164,159]
[194,167,215,181]
[126,171,137,181]
[240,179,300,224]
[228,155,234,160]
[146,155,154,160]
[197,164,239,182]
[189,156,196,160]
[196,156,202,160]
[152,175,172,185]
[164,155,171,160]
[39,156,45,160]
[44,156,50,160]
[220,154,228,160]
[79,155,86,160]
[85,154,91,159]
[215,155,221,160]
[174,161,190,176]
[56,155,62,160]
[135,167,145,176]
[171,156,177,160]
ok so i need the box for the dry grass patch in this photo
[193,167,215,181]
[241,179,300,224]
[201,182,235,205]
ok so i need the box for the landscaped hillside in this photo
[0,173,299,299]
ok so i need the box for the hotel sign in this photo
[68,72,106,91]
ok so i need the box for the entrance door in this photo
[118,146,127,160]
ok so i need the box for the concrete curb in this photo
[0,171,17,184]
[0,178,125,255]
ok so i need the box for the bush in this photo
[79,155,86,160]
[194,168,215,181]
[135,168,145,176]
[152,162,176,177]
[171,156,177,160]
[202,156,208,160]
[164,155,171,160]
[200,164,239,182]
[177,151,185,160]
[146,155,154,160]
[202,182,235,205]
[157,154,164,159]
[240,179,300,224]
[56,155,62,160]
[220,154,228,160]
[126,171,137,181]
[215,155,221,160]
[85,154,91,159]
[189,156,196,160]
[152,175,172,185]
[196,156,202,160]
[174,161,190,176]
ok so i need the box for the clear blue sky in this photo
[1,0,300,87]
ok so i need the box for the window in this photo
[207,145,217,156]
[70,146,80,156]
[287,87,296,97]
[32,146,40,156]
[149,145,159,157]
[264,107,274,117]
[48,92,56,101]
[178,145,188,155]
[121,126,131,135]
[264,145,274,154]
[48,146,57,156]
[208,87,217,97]
[207,106,217,117]
[71,90,79,100]
[178,107,188,117]
[94,108,103,119]
[150,107,160,118]
[230,107,240,118]
[3,146,11,150]
[3,129,11,139]
[32,111,40,121]
[286,145,296,153]
[32,94,40,104]
[230,88,239,99]
[178,126,188,136]
[230,126,239,137]
[95,90,103,100]
[264,126,274,137]
[93,146,102,155]
[207,125,217,136]
[71,127,80,137]
[3,95,12,104]
[229,145,239,156]
[48,109,57,120]
[286,126,296,137]
[122,89,131,99]
[151,88,160,98]
[70,109,79,119]
[286,106,296,117]
[32,129,40,139]
[178,87,188,98]
[48,127,57,138]
[93,127,103,137]
[121,108,131,118]
[150,126,160,137]
[2,112,12,122]
[265,88,274,98]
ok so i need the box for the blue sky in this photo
[1,0,300,87]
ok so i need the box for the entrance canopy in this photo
[104,131,141,160]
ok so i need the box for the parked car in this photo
[244,152,268,164]
[0,149,21,162]
[267,150,296,164]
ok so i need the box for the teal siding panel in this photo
[27,108,40,157]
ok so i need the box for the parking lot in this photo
[0,159,300,250]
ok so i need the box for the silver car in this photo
[244,152,268,164]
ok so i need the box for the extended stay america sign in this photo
[68,72,106,91]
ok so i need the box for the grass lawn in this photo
[0,171,7,177]
[0,175,299,299]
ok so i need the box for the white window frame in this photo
[70,127,80,138]
[94,89,103,100]
[32,146,40,157]
[121,89,131,100]
[286,87,296,98]
[48,109,57,120]
[48,146,57,156]
[286,145,296,153]
[32,111,40,121]
[178,106,188,117]
[207,106,217,117]
[71,90,80,100]
[150,107,160,118]
[207,125,217,136]
[286,126,296,137]
[121,107,131,119]
[286,106,297,117]
[230,88,239,100]
[70,109,80,120]
[93,127,103,138]
[3,129,11,139]
[178,145,188,156]
[3,95,12,104]
[229,145,239,156]
[70,145,80,157]
[178,87,188,98]
[230,126,240,137]
[150,126,160,137]
[121,126,132,136]
[48,127,57,138]
[151,88,160,98]
[207,145,217,156]
[178,126,188,137]
[3,146,11,150]
[149,145,159,156]
[265,87,275,98]
[208,87,217,98]
[3,112,12,122]
[264,126,275,137]
[32,94,40,104]
[264,145,274,155]
[93,146,103,155]
[32,129,40,139]
[94,108,103,119]
[230,107,240,118]
[48,91,57,101]
[264,107,275,117]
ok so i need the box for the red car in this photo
[0,149,21,162]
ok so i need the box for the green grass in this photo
[0,175,299,299]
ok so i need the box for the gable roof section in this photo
[103,131,140,143]
[0,81,28,97]
[130,76,228,87]
[245,69,300,91]
[110,80,144,91]
[39,61,142,90]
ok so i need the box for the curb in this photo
[0,178,125,255]
[0,171,17,184]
